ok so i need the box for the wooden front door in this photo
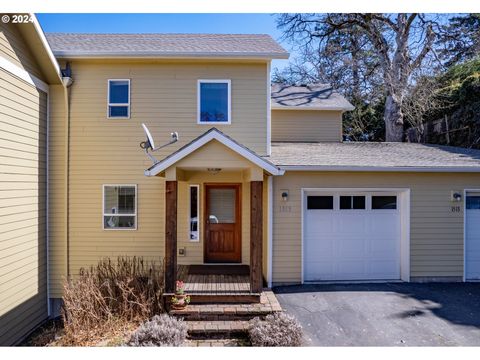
[205,184,241,263]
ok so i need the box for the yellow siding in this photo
[48,85,67,297]
[171,140,261,171]
[63,60,269,282]
[272,171,480,284]
[69,60,268,155]
[0,21,45,80]
[271,110,342,142]
[0,68,47,345]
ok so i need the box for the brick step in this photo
[170,306,276,321]
[164,292,260,304]
[169,291,282,321]
[186,320,249,335]
[185,336,250,347]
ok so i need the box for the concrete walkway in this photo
[274,283,480,346]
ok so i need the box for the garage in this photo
[465,191,480,280]
[303,190,407,282]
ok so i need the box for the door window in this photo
[208,188,235,223]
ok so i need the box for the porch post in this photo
[250,181,263,293]
[165,180,177,293]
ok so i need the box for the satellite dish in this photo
[142,123,156,150]
[140,123,179,164]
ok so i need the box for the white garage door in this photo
[466,192,480,280]
[304,192,401,281]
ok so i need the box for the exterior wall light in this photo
[281,190,289,201]
[451,192,462,202]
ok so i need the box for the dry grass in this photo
[61,256,164,346]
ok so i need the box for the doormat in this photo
[188,265,250,275]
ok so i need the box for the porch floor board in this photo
[178,265,252,295]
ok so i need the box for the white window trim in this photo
[102,184,137,230]
[197,79,231,125]
[107,79,131,119]
[189,184,200,242]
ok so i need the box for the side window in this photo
[103,185,136,229]
[340,196,366,210]
[189,185,200,241]
[198,80,231,124]
[466,195,480,210]
[108,79,130,118]
[372,196,397,210]
[307,196,334,210]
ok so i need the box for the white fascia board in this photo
[0,56,49,93]
[271,105,355,111]
[145,130,284,177]
[281,165,480,173]
[31,14,62,80]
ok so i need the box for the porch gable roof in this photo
[144,128,284,176]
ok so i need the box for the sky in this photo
[36,13,293,72]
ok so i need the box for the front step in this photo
[185,320,251,346]
[170,304,275,321]
[186,320,249,336]
[169,291,282,321]
[164,292,261,304]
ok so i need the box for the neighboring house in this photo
[0,16,64,345]
[2,14,480,345]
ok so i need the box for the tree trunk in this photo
[384,95,404,142]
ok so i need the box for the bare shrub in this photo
[126,314,187,347]
[61,256,164,345]
[248,312,303,347]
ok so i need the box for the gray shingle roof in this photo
[271,83,354,111]
[45,33,289,59]
[267,142,480,170]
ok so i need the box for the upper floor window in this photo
[108,79,130,118]
[198,80,231,124]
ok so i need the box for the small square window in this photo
[109,106,129,117]
[372,196,397,210]
[340,196,366,210]
[466,196,480,210]
[340,196,351,210]
[108,80,130,118]
[198,80,231,124]
[307,196,333,210]
[353,196,366,209]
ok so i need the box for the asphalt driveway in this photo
[274,283,480,346]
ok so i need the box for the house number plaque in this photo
[279,205,291,213]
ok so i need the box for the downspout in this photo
[46,88,50,317]
[266,61,271,156]
[62,73,73,278]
